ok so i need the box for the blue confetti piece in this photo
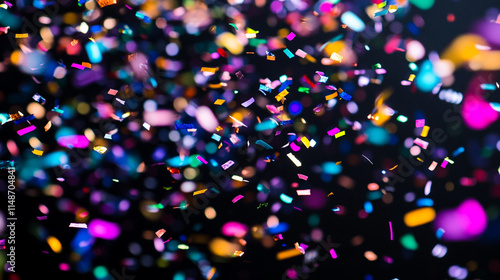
[255,140,273,150]
[211,134,221,142]
[416,198,434,207]
[481,84,497,91]
[452,147,464,157]
[339,92,352,101]
[283,48,295,59]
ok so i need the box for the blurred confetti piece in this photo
[480,84,497,90]
[297,174,308,180]
[47,236,62,253]
[294,242,305,254]
[414,138,429,149]
[325,92,338,100]
[156,229,166,238]
[108,89,118,95]
[415,119,425,127]
[389,221,393,240]
[421,126,430,137]
[71,63,86,70]
[232,195,244,203]
[424,181,432,195]
[17,125,36,136]
[403,207,436,227]
[96,0,117,7]
[397,115,408,123]
[287,153,302,167]
[196,106,219,132]
[429,161,438,171]
[276,248,303,260]
[330,52,343,63]
[214,99,225,105]
[32,149,43,156]
[143,122,151,130]
[241,97,254,107]
[196,155,208,164]
[93,146,107,154]
[69,223,87,228]
[330,248,338,259]
[280,193,293,204]
[341,11,365,32]
[88,219,120,239]
[296,189,311,196]
[15,33,28,38]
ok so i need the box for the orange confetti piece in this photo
[214,99,225,105]
[276,248,303,260]
[81,62,91,69]
[404,207,436,227]
[193,189,208,196]
[15,33,28,38]
[325,92,338,100]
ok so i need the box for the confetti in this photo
[232,195,244,203]
[69,223,87,228]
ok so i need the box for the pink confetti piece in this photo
[108,89,118,95]
[415,119,425,127]
[295,49,307,58]
[156,229,166,238]
[290,142,301,152]
[441,160,448,168]
[5,1,13,7]
[296,189,311,196]
[37,216,47,220]
[232,195,244,203]
[330,249,338,259]
[17,125,36,136]
[125,4,132,9]
[196,155,208,164]
[294,242,305,254]
[401,80,412,86]
[375,68,386,74]
[414,138,429,149]
[297,174,308,180]
[71,63,85,70]
[56,178,65,182]
[222,160,235,170]
[241,97,255,107]
[389,221,393,240]
[69,223,87,228]
[327,127,341,136]
[428,161,438,171]
[294,207,303,211]
[286,32,296,41]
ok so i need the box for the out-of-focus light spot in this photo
[341,11,365,32]
[432,244,447,258]
[85,42,102,63]
[409,0,434,10]
[205,207,216,219]
[365,126,390,146]
[400,233,418,250]
[88,219,121,240]
[57,135,90,149]
[288,101,303,115]
[166,43,179,56]
[322,162,342,175]
[404,207,436,227]
[406,40,425,62]
[222,221,248,237]
[93,266,108,279]
[462,94,498,130]
[434,199,487,241]
[364,251,377,261]
[47,236,62,253]
[410,145,421,156]
[180,181,196,192]
[415,60,440,92]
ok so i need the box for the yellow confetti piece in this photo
[403,207,436,227]
[233,250,245,257]
[325,92,338,100]
[416,157,423,162]
[305,54,317,63]
[409,74,416,81]
[44,121,52,132]
[47,236,62,253]
[216,126,223,131]
[93,146,107,154]
[89,37,95,42]
[300,136,310,148]
[15,33,28,38]
[32,149,43,156]
[388,5,398,13]
[81,62,91,69]
[328,192,334,196]
[193,189,208,196]
[277,248,303,260]
[214,99,225,105]
[421,126,430,137]
[389,164,398,170]
[330,52,343,63]
[335,161,342,165]
[377,1,387,8]
[335,131,345,138]
[201,67,219,73]
[275,89,289,102]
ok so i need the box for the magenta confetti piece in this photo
[196,155,208,164]
[88,219,121,240]
[327,127,341,136]
[330,249,337,259]
[17,125,36,136]
[232,194,244,203]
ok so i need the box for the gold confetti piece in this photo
[96,0,117,7]
[233,250,245,257]
[330,52,343,63]
[89,37,95,43]
[416,157,423,162]
[328,192,334,197]
[409,74,416,81]
[32,149,43,156]
[388,4,398,13]
[70,39,78,46]
[404,207,436,227]
[193,189,208,196]
[44,121,52,131]
[15,33,28,38]
[325,92,338,100]
[275,89,289,102]
[335,161,342,165]
[305,54,317,63]
[93,146,107,154]
[421,126,430,137]
[267,55,275,61]
[214,99,225,105]
[81,62,91,68]
[389,164,398,170]
[201,67,219,73]
[216,126,223,131]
